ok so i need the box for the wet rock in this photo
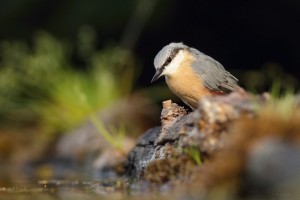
[124,91,256,180]
[124,127,161,179]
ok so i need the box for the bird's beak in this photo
[151,68,163,83]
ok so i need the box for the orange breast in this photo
[165,51,214,109]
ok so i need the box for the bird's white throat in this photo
[161,50,185,76]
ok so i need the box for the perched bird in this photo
[151,42,239,110]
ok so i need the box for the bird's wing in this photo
[191,49,239,93]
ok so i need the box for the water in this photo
[0,180,133,200]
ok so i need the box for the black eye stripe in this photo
[161,47,184,68]
[165,57,172,65]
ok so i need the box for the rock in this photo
[178,91,254,153]
[124,127,161,179]
[155,100,187,145]
[124,91,256,180]
[121,90,300,200]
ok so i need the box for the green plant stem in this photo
[89,113,122,150]
[183,146,202,166]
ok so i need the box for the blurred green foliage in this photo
[238,62,298,94]
[263,80,297,119]
[0,26,136,133]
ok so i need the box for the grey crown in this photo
[154,42,187,69]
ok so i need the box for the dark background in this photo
[1,0,299,89]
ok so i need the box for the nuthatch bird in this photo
[151,42,239,110]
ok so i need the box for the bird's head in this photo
[151,42,189,83]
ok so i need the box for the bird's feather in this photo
[190,48,239,93]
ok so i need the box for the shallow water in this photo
[2,180,300,200]
[0,179,173,200]
[0,180,132,200]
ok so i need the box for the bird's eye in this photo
[166,57,172,63]
[162,57,172,68]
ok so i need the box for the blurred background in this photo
[0,0,300,183]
